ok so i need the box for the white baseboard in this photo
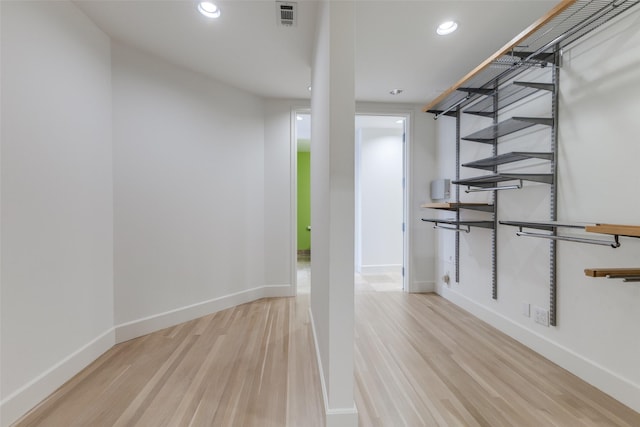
[359,264,402,275]
[308,308,358,427]
[115,285,292,343]
[410,280,435,293]
[1,328,115,427]
[437,286,640,413]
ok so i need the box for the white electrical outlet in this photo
[533,306,549,327]
[522,302,530,317]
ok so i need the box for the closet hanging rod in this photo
[606,274,640,282]
[515,231,620,248]
[466,182,522,193]
[434,224,471,233]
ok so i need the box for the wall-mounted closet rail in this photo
[515,231,620,248]
[454,174,553,192]
[500,220,624,248]
[421,218,494,232]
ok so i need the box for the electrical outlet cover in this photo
[534,306,549,327]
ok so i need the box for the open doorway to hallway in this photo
[355,114,407,292]
[293,112,409,295]
[295,112,311,294]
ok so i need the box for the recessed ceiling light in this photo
[390,89,403,95]
[198,1,221,19]
[437,20,458,36]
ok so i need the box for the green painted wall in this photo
[297,151,311,250]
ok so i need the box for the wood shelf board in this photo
[585,224,640,238]
[422,0,576,112]
[584,268,640,278]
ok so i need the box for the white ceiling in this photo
[75,0,559,106]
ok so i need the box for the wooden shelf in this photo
[585,224,640,238]
[584,268,640,278]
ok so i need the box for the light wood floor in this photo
[14,295,324,427]
[354,291,640,426]
[14,270,640,426]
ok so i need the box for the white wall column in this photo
[310,0,357,425]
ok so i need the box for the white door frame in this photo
[290,107,414,294]
[290,107,310,296]
[355,111,411,292]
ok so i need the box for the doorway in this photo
[355,114,407,292]
[295,112,311,294]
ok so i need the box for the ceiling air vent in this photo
[276,1,297,27]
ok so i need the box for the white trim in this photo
[437,286,640,413]
[410,280,435,293]
[359,264,402,275]
[1,328,115,427]
[115,285,291,343]
[308,308,358,427]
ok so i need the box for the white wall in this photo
[1,2,114,425]
[357,127,403,274]
[434,8,640,412]
[112,43,270,339]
